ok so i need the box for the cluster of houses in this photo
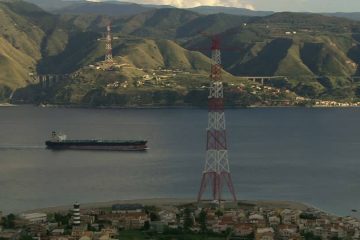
[249,85,287,96]
[106,81,129,89]
[314,100,360,107]
[2,203,360,240]
[135,68,190,89]
[134,74,175,88]
[98,65,189,89]
[190,207,353,239]
[191,206,360,240]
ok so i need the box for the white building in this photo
[268,216,281,226]
[256,227,274,240]
[21,213,47,223]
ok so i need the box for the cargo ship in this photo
[45,132,147,151]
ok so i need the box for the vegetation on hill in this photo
[116,8,200,39]
[53,2,152,17]
[0,0,45,92]
[3,1,360,106]
[190,6,273,17]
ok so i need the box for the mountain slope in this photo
[22,0,78,11]
[117,8,200,39]
[0,0,47,91]
[323,12,360,21]
[190,6,273,17]
[176,13,249,38]
[190,5,360,22]
[116,38,212,71]
[54,2,153,16]
[0,36,36,89]
[3,3,360,104]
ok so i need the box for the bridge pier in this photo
[36,74,70,89]
[245,76,285,85]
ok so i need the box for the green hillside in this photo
[0,36,36,88]
[117,8,200,39]
[178,12,360,99]
[59,14,111,31]
[54,2,152,16]
[3,2,360,105]
[190,6,273,17]
[115,38,212,71]
[0,0,72,92]
[0,0,46,95]
[176,13,249,38]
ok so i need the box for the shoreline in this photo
[3,103,360,110]
[0,103,16,107]
[23,198,313,214]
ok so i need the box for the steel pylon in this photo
[105,24,113,63]
[198,36,237,203]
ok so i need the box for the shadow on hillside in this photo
[11,85,43,104]
[229,38,293,76]
[37,31,102,74]
[349,34,360,75]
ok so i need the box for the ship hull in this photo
[45,140,147,151]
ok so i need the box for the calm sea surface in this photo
[1,106,360,215]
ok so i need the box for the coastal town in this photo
[1,201,360,240]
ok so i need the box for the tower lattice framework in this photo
[198,36,237,203]
[105,24,113,63]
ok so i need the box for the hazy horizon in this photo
[90,0,360,12]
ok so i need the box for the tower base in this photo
[198,171,237,203]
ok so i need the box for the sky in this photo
[111,0,360,12]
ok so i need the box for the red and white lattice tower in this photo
[198,36,237,203]
[105,23,113,63]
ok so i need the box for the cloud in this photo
[124,0,255,9]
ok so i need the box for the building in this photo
[249,214,266,227]
[111,204,143,214]
[233,223,254,237]
[277,224,299,240]
[27,223,47,238]
[20,213,47,224]
[99,212,148,230]
[73,202,81,227]
[255,227,274,240]
[100,228,117,239]
[281,209,300,225]
[81,215,95,225]
[51,229,65,236]
[72,227,88,239]
[268,216,281,227]
[0,230,22,240]
[158,210,177,225]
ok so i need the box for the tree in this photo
[150,212,160,222]
[198,210,207,233]
[19,233,33,240]
[54,212,72,226]
[183,208,193,231]
[1,214,15,229]
[143,221,150,231]
[184,90,208,107]
[165,91,179,106]
[87,225,97,232]
[302,232,321,240]
[215,209,223,217]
